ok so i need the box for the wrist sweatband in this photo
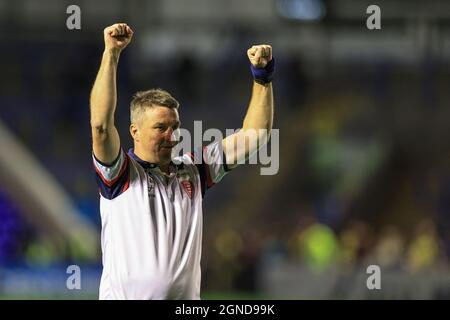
[250,58,275,84]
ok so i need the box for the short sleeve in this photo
[181,141,232,196]
[92,149,131,200]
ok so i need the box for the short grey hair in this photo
[130,88,180,123]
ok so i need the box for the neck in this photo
[133,145,170,175]
[133,145,153,163]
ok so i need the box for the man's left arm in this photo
[222,44,274,169]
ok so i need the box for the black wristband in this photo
[250,58,275,84]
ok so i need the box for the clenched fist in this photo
[104,23,134,52]
[247,45,272,69]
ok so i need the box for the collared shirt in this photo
[92,141,230,299]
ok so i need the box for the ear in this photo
[130,123,139,142]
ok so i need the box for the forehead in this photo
[142,106,179,124]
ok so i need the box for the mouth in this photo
[160,142,179,150]
[160,145,175,152]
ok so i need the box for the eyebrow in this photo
[154,121,180,127]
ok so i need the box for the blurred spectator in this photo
[290,216,339,273]
[338,220,375,269]
[372,225,405,271]
[406,219,440,273]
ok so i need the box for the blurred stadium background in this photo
[0,0,449,299]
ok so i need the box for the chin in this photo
[158,154,172,164]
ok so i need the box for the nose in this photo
[166,128,179,143]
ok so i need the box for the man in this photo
[90,23,274,299]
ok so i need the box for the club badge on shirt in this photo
[181,180,194,199]
[178,172,194,199]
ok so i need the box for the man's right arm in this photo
[90,23,133,164]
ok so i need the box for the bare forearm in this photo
[242,82,274,133]
[90,49,120,128]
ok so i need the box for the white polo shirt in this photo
[93,141,230,299]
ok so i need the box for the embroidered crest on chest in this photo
[177,171,194,199]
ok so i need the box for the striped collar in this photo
[127,148,183,172]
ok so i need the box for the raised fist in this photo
[104,23,134,52]
[247,44,272,69]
